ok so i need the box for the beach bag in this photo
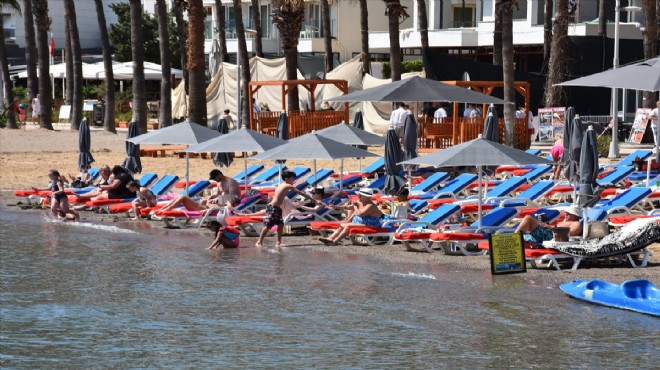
[70,179,88,188]
[216,206,234,226]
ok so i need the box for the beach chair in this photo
[498,181,557,208]
[160,192,264,229]
[303,168,335,188]
[238,165,284,186]
[85,174,181,213]
[233,164,265,181]
[410,172,450,194]
[392,204,462,252]
[522,165,552,182]
[613,150,652,168]
[340,157,385,179]
[596,166,636,187]
[587,186,652,221]
[525,149,542,156]
[457,176,528,205]
[419,173,479,200]
[137,172,159,188]
[251,166,311,189]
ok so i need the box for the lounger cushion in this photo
[309,221,341,230]
[430,232,484,241]
[394,231,433,240]
[512,168,532,176]
[225,215,264,226]
[608,215,651,225]
[460,204,495,213]
[525,248,563,258]
[85,199,128,206]
[348,227,392,234]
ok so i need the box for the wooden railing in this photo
[253,111,281,136]
[418,116,530,150]
[287,111,346,138]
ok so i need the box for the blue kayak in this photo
[560,279,660,317]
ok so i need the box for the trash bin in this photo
[93,103,104,126]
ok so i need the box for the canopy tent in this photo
[17,62,90,79]
[84,61,183,80]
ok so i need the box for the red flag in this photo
[49,35,55,57]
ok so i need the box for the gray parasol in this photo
[276,112,289,140]
[563,114,584,185]
[315,121,385,147]
[77,117,95,171]
[560,106,576,170]
[122,121,142,175]
[402,114,418,160]
[482,111,498,142]
[556,56,660,92]
[213,118,234,168]
[352,110,365,130]
[576,126,602,238]
[383,128,406,196]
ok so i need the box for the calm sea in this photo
[1,209,658,368]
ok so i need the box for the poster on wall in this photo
[537,107,566,142]
[627,108,652,144]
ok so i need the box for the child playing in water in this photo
[33,169,79,221]
[127,180,158,220]
[207,221,241,249]
[255,170,321,248]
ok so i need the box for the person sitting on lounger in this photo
[128,180,158,220]
[515,205,583,246]
[319,187,385,246]
[205,169,242,206]
[380,188,410,219]
[68,166,92,188]
[79,165,135,202]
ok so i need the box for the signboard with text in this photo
[489,233,526,275]
[537,107,566,142]
[627,108,652,144]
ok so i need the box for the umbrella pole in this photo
[358,158,362,172]
[185,151,190,194]
[278,163,282,184]
[313,159,317,187]
[339,159,344,196]
[244,154,249,194]
[477,165,483,230]
[407,166,412,191]
[647,157,652,188]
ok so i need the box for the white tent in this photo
[83,61,183,80]
[17,62,90,79]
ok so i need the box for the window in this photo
[452,5,474,28]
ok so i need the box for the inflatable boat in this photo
[560,279,659,317]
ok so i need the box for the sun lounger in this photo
[597,166,635,187]
[410,172,450,194]
[233,164,265,181]
[339,157,385,179]
[587,186,652,221]
[418,173,479,200]
[251,166,311,189]
[392,204,462,252]
[238,165,284,185]
[498,181,557,208]
[85,174,180,211]
[160,192,264,228]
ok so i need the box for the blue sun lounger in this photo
[304,168,335,187]
[239,165,284,185]
[233,164,265,181]
[499,180,556,208]
[525,149,542,156]
[597,166,636,187]
[522,164,552,182]
[419,173,479,200]
[411,172,449,194]
[587,187,652,221]
[252,166,311,188]
[137,172,159,188]
[458,176,528,204]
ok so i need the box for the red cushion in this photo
[467,181,498,190]
[85,199,126,206]
[495,166,520,174]
[140,205,163,216]
[525,248,562,258]
[225,216,264,226]
[14,190,37,197]
[108,203,134,213]
[600,187,618,198]
[174,180,198,189]
[309,221,341,230]
[428,198,456,209]
[547,185,574,197]
[512,168,532,176]
[348,227,391,234]
[394,231,432,240]
[460,204,494,213]
[430,232,484,241]
[608,215,651,225]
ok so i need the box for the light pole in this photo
[608,0,621,158]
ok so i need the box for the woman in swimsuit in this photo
[33,169,79,221]
[127,180,158,220]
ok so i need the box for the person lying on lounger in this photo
[158,194,240,213]
[515,205,583,246]
[319,187,385,246]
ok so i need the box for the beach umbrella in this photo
[77,117,95,171]
[315,122,385,146]
[326,76,505,104]
[482,111,498,142]
[400,136,552,228]
[208,38,222,79]
[402,115,418,190]
[127,120,220,192]
[122,121,142,175]
[564,115,584,189]
[576,126,602,238]
[556,56,660,92]
[276,112,289,140]
[182,127,287,191]
[561,107,576,169]
[383,128,406,197]
[213,118,234,168]
[254,132,378,194]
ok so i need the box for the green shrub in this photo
[382,59,424,79]
[12,86,28,101]
[597,134,612,158]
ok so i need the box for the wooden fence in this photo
[253,110,345,138]
[418,117,530,150]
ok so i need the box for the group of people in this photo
[7,94,40,124]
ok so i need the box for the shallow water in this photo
[1,209,658,368]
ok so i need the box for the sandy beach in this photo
[1,126,658,278]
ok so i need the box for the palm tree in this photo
[321,0,333,73]
[215,0,229,63]
[251,0,264,57]
[544,0,569,107]
[63,0,83,131]
[93,0,116,133]
[383,1,409,81]
[271,0,305,111]
[0,0,20,129]
[129,0,147,132]
[32,0,53,130]
[234,0,251,127]
[22,0,37,117]
[641,0,658,109]
[64,18,73,105]
[187,0,207,126]
[156,0,172,128]
[174,0,189,92]
[358,0,370,75]
[493,1,502,66]
[499,0,516,146]
[542,0,553,72]
[417,0,429,49]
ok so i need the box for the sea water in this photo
[1,209,658,368]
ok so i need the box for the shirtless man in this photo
[515,205,583,246]
[255,170,320,248]
[207,169,241,205]
[319,187,384,246]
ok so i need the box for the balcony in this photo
[299,19,336,39]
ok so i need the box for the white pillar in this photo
[608,0,621,158]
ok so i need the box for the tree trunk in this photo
[359,0,371,75]
[94,0,116,133]
[64,18,73,105]
[417,0,429,49]
[251,0,264,57]
[385,0,405,81]
[156,0,173,128]
[33,0,53,130]
[64,0,83,131]
[234,0,251,127]
[642,0,658,109]
[493,1,503,66]
[22,0,38,117]
[597,0,606,70]
[321,0,333,73]
[0,16,17,129]
[271,0,304,112]
[130,0,148,133]
[174,0,189,93]
[544,0,569,107]
[187,0,207,126]
[215,0,230,63]
[542,0,553,72]
[501,2,515,146]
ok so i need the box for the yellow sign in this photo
[489,233,526,275]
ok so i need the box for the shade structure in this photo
[84,61,184,80]
[383,128,405,196]
[77,117,95,170]
[563,115,584,184]
[183,128,288,190]
[556,56,660,92]
[326,76,505,104]
[400,136,552,228]
[276,112,289,140]
[482,112,498,142]
[127,120,220,192]
[17,62,89,79]
[314,122,385,146]
[122,121,142,175]
[213,118,234,168]
[208,38,222,79]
